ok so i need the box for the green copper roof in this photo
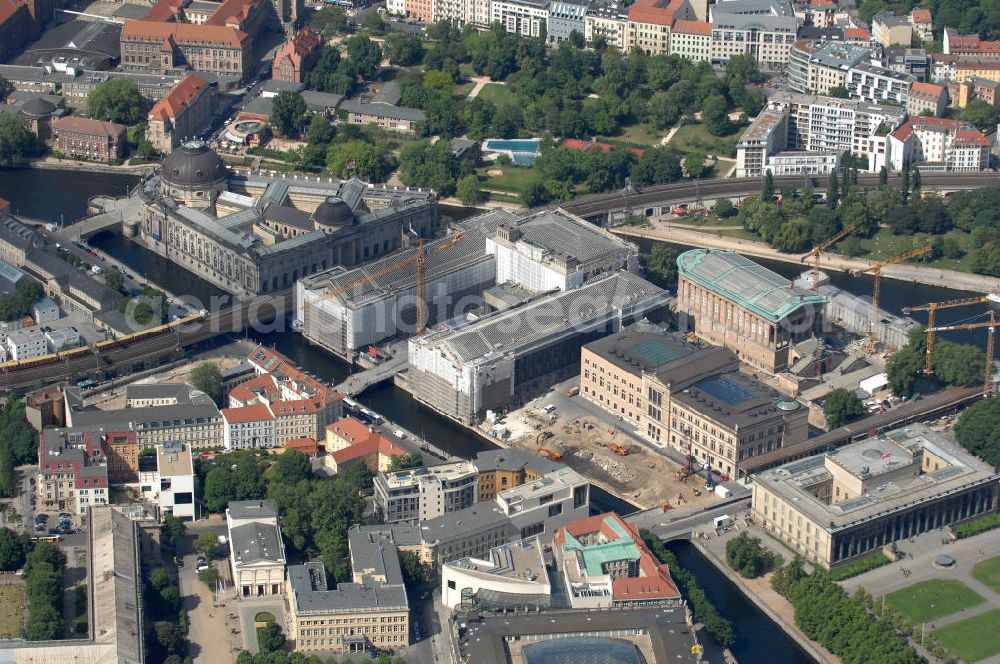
[676,249,826,323]
[562,515,640,575]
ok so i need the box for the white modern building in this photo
[765,150,840,175]
[846,62,914,105]
[374,461,479,524]
[889,116,992,172]
[138,441,196,521]
[788,41,873,95]
[441,537,550,609]
[709,0,799,69]
[490,0,550,36]
[6,327,47,361]
[32,297,59,324]
[486,208,638,293]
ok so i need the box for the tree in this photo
[398,140,460,196]
[271,91,308,138]
[270,450,313,485]
[190,362,223,405]
[326,140,395,181]
[399,550,427,589]
[642,244,677,287]
[345,35,383,80]
[724,53,758,88]
[0,115,46,165]
[828,85,849,99]
[879,166,888,185]
[197,566,220,589]
[155,622,187,659]
[725,532,779,578]
[823,388,865,428]
[310,6,351,36]
[647,94,681,130]
[362,10,385,34]
[701,95,729,136]
[683,152,709,178]
[257,622,286,653]
[194,533,218,559]
[384,34,424,66]
[859,0,886,23]
[422,70,455,96]
[772,218,811,252]
[86,78,145,124]
[161,514,187,548]
[0,528,28,571]
[962,98,998,127]
[955,397,1000,468]
[0,76,11,103]
[387,453,422,472]
[933,340,984,386]
[629,147,682,186]
[714,198,736,219]
[762,170,774,202]
[827,170,839,209]
[306,114,335,146]
[104,268,125,293]
[455,174,484,205]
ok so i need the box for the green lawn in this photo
[667,122,743,159]
[973,555,1000,594]
[609,123,666,147]
[0,585,24,639]
[476,165,536,194]
[477,83,515,106]
[830,227,975,272]
[934,609,1000,662]
[884,579,985,623]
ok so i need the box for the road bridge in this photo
[625,491,752,542]
[561,172,1000,223]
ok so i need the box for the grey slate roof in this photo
[228,499,279,521]
[231,522,284,565]
[288,562,408,613]
[301,90,344,113]
[339,100,426,122]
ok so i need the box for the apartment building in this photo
[676,249,826,374]
[147,75,213,154]
[286,527,410,656]
[431,0,489,27]
[753,425,999,568]
[907,80,948,116]
[734,107,788,177]
[670,19,712,61]
[957,77,1000,109]
[909,8,932,42]
[490,0,549,37]
[871,9,912,48]
[943,27,1000,57]
[227,499,286,597]
[788,41,872,94]
[37,428,109,515]
[584,3,629,50]
[889,115,992,172]
[5,327,47,361]
[272,26,321,83]
[846,62,913,105]
[547,0,590,44]
[105,430,139,483]
[709,0,798,69]
[374,461,479,524]
[884,47,931,81]
[472,448,562,502]
[626,0,694,56]
[222,404,276,450]
[51,116,127,163]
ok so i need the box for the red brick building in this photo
[147,75,213,153]
[0,0,53,63]
[52,116,127,163]
[272,26,321,83]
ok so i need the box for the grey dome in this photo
[311,196,354,229]
[161,140,227,188]
[20,98,55,118]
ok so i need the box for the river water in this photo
[16,167,991,663]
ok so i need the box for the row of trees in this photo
[724,532,783,578]
[954,397,1000,469]
[146,567,190,664]
[640,530,735,647]
[886,328,985,397]
[198,449,371,585]
[236,651,406,664]
[0,395,39,499]
[770,557,924,664]
[24,542,66,640]
[0,115,47,166]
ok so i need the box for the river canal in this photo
[14,166,993,663]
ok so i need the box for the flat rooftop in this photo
[754,424,1000,531]
[157,441,192,477]
[583,321,695,374]
[498,467,584,504]
[738,108,786,143]
[379,461,477,489]
[444,536,546,581]
[495,208,636,266]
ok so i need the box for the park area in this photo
[934,609,1000,663]
[973,554,1000,594]
[0,585,25,638]
[885,579,984,623]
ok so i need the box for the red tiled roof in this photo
[272,399,323,415]
[562,138,613,153]
[331,434,405,464]
[142,0,185,22]
[222,403,274,423]
[956,129,992,147]
[53,116,127,138]
[672,19,712,36]
[205,0,259,26]
[274,26,321,69]
[909,8,931,22]
[909,81,945,101]
[326,416,375,444]
[628,0,685,26]
[122,20,249,47]
[282,437,318,455]
[845,27,870,41]
[0,0,26,24]
[149,75,209,121]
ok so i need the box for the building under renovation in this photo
[294,208,641,361]
[295,210,517,359]
[407,272,669,424]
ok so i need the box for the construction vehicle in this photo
[851,245,933,353]
[609,444,629,456]
[537,448,562,460]
[903,295,991,374]
[926,310,997,398]
[800,224,857,291]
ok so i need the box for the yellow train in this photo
[0,312,207,375]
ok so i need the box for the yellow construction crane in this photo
[903,295,990,374]
[800,224,857,291]
[926,311,997,398]
[852,246,933,353]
